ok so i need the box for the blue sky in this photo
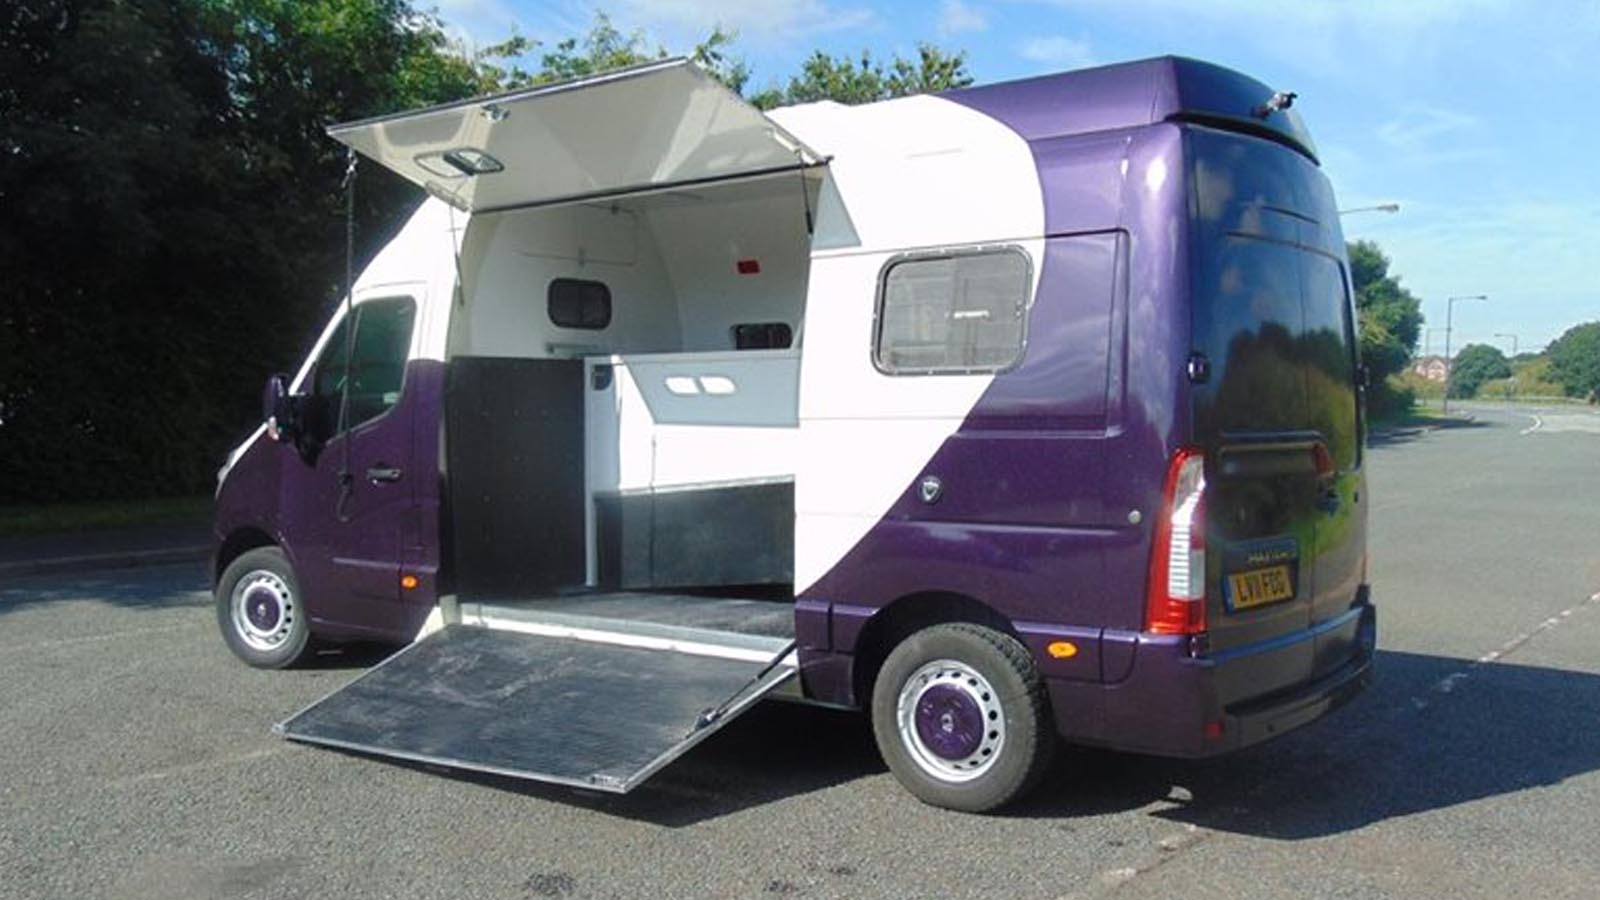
[438,0,1599,354]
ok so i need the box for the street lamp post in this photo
[1338,203,1402,216]
[1424,327,1449,358]
[1443,294,1489,413]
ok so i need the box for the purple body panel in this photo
[214,360,444,642]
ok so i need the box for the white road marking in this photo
[1410,590,1600,710]
[1521,414,1543,435]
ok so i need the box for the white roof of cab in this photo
[328,59,823,214]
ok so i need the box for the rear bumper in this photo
[1049,591,1376,757]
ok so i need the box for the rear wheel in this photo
[216,547,313,669]
[871,622,1056,812]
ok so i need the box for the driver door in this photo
[279,295,419,637]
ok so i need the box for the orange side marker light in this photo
[1046,641,1079,659]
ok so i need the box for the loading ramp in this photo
[277,603,797,792]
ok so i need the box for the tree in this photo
[748,44,973,109]
[1346,240,1424,416]
[0,0,492,502]
[483,13,750,94]
[1545,322,1600,401]
[1449,344,1511,399]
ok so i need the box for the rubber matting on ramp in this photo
[277,624,795,792]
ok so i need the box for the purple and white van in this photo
[213,56,1374,812]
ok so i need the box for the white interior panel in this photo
[450,205,680,358]
[451,172,814,360]
[586,354,799,495]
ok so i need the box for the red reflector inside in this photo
[736,259,761,274]
[1204,720,1225,740]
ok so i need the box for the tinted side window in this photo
[874,249,1030,374]
[311,297,416,435]
[548,278,612,330]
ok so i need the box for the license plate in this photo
[1228,565,1295,610]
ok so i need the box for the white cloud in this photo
[1017,35,1096,70]
[938,0,988,35]
[1373,107,1494,166]
[612,0,877,44]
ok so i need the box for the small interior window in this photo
[548,278,612,330]
[731,322,793,350]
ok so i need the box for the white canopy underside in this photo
[328,59,824,214]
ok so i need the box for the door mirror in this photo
[263,373,300,442]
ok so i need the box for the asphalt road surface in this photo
[3,402,1598,900]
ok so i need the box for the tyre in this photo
[871,622,1056,812]
[216,546,314,669]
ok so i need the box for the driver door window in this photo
[308,298,416,442]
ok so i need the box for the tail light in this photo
[1146,448,1208,635]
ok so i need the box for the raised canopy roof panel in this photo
[328,59,822,213]
[944,56,1318,163]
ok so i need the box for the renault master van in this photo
[212,56,1375,812]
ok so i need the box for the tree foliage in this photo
[748,44,973,109]
[1448,344,1511,399]
[1346,239,1424,417]
[1545,322,1600,401]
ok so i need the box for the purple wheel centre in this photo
[244,586,282,631]
[914,683,985,760]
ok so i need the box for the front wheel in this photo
[871,622,1056,812]
[216,546,314,669]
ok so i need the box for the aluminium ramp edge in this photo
[275,624,797,792]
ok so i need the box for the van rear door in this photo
[326,58,822,214]
[1186,126,1366,696]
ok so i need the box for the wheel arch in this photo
[214,527,278,586]
[850,590,1022,709]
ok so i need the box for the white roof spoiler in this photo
[327,59,825,214]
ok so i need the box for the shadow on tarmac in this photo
[301,647,1600,834]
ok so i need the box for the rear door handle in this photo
[367,465,403,484]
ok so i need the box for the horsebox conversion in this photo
[211,56,1375,812]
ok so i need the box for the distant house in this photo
[1411,356,1448,382]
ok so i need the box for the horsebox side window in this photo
[548,278,612,330]
[874,248,1030,374]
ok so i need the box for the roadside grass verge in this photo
[0,496,213,537]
